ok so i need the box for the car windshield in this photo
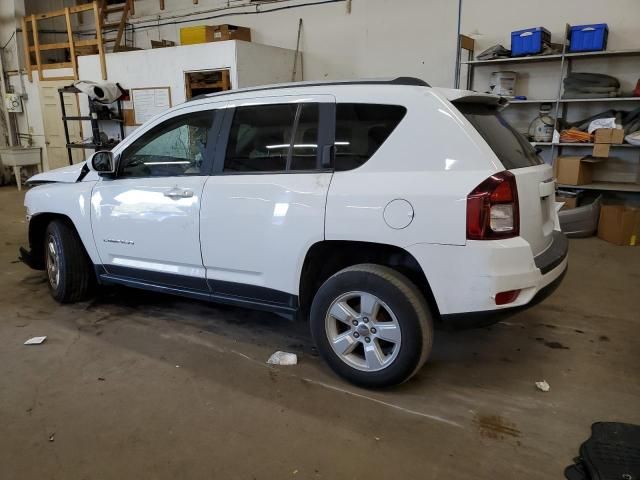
[455,102,543,170]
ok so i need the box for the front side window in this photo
[119,110,215,178]
[224,103,320,173]
[334,103,407,171]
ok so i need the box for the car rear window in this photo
[455,102,543,169]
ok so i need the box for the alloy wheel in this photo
[46,234,60,290]
[324,291,402,372]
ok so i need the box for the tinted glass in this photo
[119,110,215,177]
[334,103,406,171]
[289,104,319,171]
[456,103,543,169]
[224,104,299,172]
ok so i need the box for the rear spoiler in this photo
[451,93,510,111]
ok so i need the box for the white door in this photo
[200,96,335,304]
[91,106,222,291]
[39,81,83,170]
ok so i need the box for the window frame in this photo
[115,107,223,179]
[213,97,336,176]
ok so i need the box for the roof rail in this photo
[186,76,430,102]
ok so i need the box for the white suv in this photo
[21,77,568,387]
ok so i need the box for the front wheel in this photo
[310,264,433,388]
[45,220,94,303]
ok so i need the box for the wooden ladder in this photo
[99,0,133,52]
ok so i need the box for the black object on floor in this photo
[565,422,640,480]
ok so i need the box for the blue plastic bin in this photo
[569,24,608,52]
[511,27,551,56]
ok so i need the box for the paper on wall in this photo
[132,88,171,125]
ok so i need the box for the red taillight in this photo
[466,171,519,240]
[495,289,520,305]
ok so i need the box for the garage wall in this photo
[7,0,640,172]
[461,0,640,52]
[461,0,640,96]
[17,0,459,87]
[76,41,299,139]
[105,0,460,88]
[15,0,640,90]
[461,0,640,137]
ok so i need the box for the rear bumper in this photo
[440,264,567,329]
[406,230,568,328]
[533,231,568,274]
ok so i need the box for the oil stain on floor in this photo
[473,414,521,440]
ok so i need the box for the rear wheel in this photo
[310,264,433,388]
[45,220,94,303]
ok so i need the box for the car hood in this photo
[26,162,96,185]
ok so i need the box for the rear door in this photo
[200,95,335,304]
[457,102,557,255]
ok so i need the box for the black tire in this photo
[310,264,433,388]
[44,219,94,303]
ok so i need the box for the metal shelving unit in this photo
[462,47,640,66]
[59,85,126,165]
[456,27,640,195]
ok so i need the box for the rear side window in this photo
[334,103,406,171]
[224,103,320,173]
[456,103,543,169]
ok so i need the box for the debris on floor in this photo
[24,336,47,345]
[267,351,298,366]
[48,433,55,442]
[536,380,550,392]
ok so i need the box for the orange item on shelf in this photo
[560,128,592,143]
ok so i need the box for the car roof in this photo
[187,77,430,103]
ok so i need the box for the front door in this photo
[91,104,223,291]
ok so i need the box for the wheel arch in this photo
[298,240,440,321]
[27,213,89,270]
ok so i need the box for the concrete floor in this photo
[0,185,638,480]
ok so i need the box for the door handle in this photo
[164,188,194,199]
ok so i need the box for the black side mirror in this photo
[87,150,116,175]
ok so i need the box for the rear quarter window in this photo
[455,103,543,170]
[334,103,406,171]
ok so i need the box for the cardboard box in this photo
[212,24,251,42]
[594,128,624,144]
[180,24,251,45]
[592,143,610,158]
[555,156,602,185]
[556,194,578,209]
[180,25,214,45]
[611,128,625,144]
[598,204,640,246]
